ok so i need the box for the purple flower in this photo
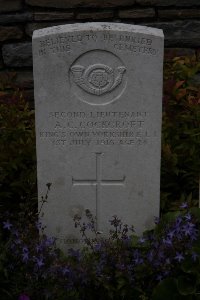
[116,263,126,271]
[192,252,199,262]
[185,213,192,221]
[156,274,163,281]
[94,243,102,251]
[62,266,70,275]
[35,257,44,268]
[133,249,144,265]
[68,249,81,261]
[13,229,19,237]
[14,238,21,245]
[167,230,175,239]
[22,246,29,253]
[182,222,196,237]
[35,243,43,253]
[22,252,29,263]
[175,216,183,227]
[180,202,188,209]
[35,220,42,230]
[3,220,12,230]
[18,294,30,300]
[147,250,154,262]
[154,217,160,225]
[165,258,171,265]
[45,237,55,247]
[158,251,165,260]
[138,237,146,244]
[175,252,184,262]
[163,238,172,246]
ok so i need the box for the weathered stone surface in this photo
[0,13,33,24]
[2,43,32,67]
[158,9,200,19]
[136,0,200,6]
[0,26,23,42]
[164,48,196,61]
[26,0,135,8]
[143,21,200,47]
[76,11,114,20]
[33,23,164,249]
[34,12,74,21]
[119,8,155,19]
[26,22,65,37]
[0,0,22,12]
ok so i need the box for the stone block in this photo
[119,8,155,19]
[33,23,164,249]
[158,9,200,19]
[143,21,200,47]
[2,42,32,67]
[0,0,22,12]
[76,11,114,20]
[0,26,23,42]
[26,0,135,8]
[34,12,74,21]
[26,22,65,37]
[0,13,33,24]
[136,0,200,6]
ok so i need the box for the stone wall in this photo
[0,0,200,105]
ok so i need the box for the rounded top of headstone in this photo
[32,22,164,39]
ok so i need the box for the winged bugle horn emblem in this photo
[70,63,126,96]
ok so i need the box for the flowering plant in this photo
[0,56,200,299]
[1,195,200,300]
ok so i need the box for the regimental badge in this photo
[70,63,126,96]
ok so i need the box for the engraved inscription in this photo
[72,153,125,231]
[70,63,126,96]
[38,110,157,147]
[70,50,127,105]
[37,32,158,57]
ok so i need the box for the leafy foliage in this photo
[0,201,200,300]
[0,74,36,214]
[161,56,200,212]
[0,56,200,299]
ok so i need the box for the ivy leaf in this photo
[181,258,199,274]
[177,275,197,295]
[152,278,178,300]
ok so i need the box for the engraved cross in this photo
[72,152,126,230]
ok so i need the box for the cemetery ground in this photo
[0,55,200,299]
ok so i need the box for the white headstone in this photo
[33,23,164,248]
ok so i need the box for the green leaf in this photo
[177,275,197,295]
[181,258,199,274]
[152,278,178,300]
[161,211,182,224]
[190,208,200,222]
